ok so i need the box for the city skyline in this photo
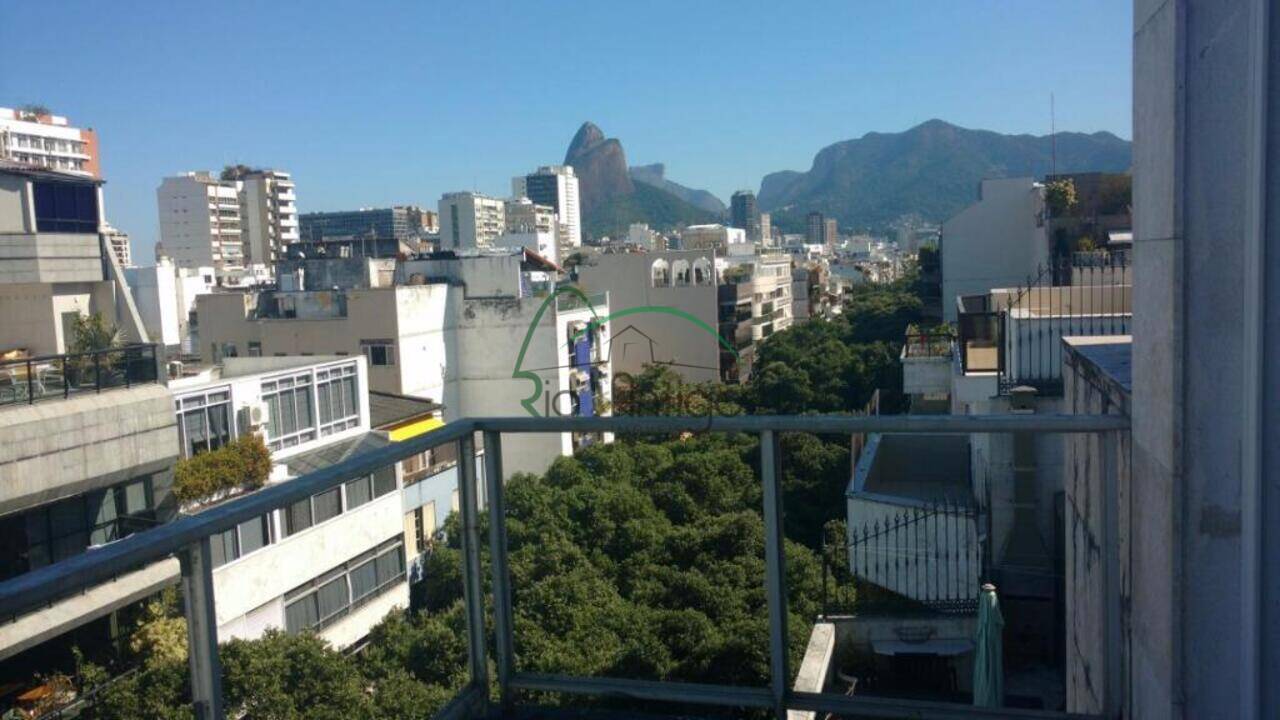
[0,0,1132,260]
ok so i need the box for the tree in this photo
[1045,178,1078,217]
[221,630,370,720]
[172,434,272,504]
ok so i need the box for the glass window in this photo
[88,489,118,546]
[349,559,378,602]
[285,498,313,536]
[263,373,316,450]
[372,467,397,497]
[238,516,270,555]
[211,527,237,568]
[32,181,99,233]
[345,477,372,509]
[284,595,318,634]
[316,575,349,622]
[376,546,403,587]
[313,488,342,524]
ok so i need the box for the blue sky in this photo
[0,1,1131,260]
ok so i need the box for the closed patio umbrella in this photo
[973,582,1004,707]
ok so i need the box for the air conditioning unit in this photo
[240,402,270,432]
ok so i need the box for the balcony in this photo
[0,344,159,407]
[901,328,955,399]
[0,413,1129,720]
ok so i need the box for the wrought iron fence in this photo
[0,344,159,407]
[824,498,983,617]
[903,331,955,359]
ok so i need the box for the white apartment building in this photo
[169,356,412,649]
[513,165,581,248]
[158,173,245,278]
[682,224,746,251]
[235,169,300,266]
[0,107,99,177]
[195,250,612,474]
[438,192,505,250]
[940,177,1050,322]
[101,222,130,266]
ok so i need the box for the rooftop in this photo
[284,431,391,477]
[368,390,443,429]
[1064,335,1133,395]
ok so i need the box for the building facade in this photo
[158,173,245,279]
[0,108,100,178]
[514,165,581,249]
[229,169,299,266]
[438,192,506,250]
[730,190,760,242]
[299,206,433,244]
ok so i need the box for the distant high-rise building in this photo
[806,212,825,245]
[730,190,761,241]
[222,167,299,266]
[505,197,556,235]
[0,107,100,177]
[158,172,244,277]
[824,218,839,247]
[102,222,131,266]
[438,192,506,249]
[513,165,580,248]
[300,206,433,243]
[759,213,772,247]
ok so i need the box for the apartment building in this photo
[680,224,745,252]
[169,356,414,649]
[513,165,581,249]
[716,249,792,382]
[502,197,559,263]
[575,250,720,384]
[298,206,436,256]
[0,164,174,680]
[226,168,300,266]
[940,177,1051,322]
[158,173,245,279]
[438,192,505,250]
[730,190,760,242]
[0,108,100,178]
[102,222,130,266]
[194,249,610,473]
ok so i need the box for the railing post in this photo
[760,430,789,720]
[94,352,101,393]
[1101,429,1123,718]
[26,359,33,404]
[484,430,516,710]
[62,356,69,399]
[456,432,490,707]
[180,538,224,720]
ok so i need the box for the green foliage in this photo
[220,630,370,720]
[1045,178,1079,217]
[128,589,188,667]
[68,313,122,355]
[172,434,272,504]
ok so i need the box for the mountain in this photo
[564,122,716,239]
[629,163,726,214]
[758,119,1132,233]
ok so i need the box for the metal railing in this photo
[0,414,1127,720]
[903,331,955,359]
[827,497,982,616]
[0,343,158,407]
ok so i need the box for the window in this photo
[210,515,273,568]
[176,389,232,459]
[372,466,397,497]
[360,341,396,367]
[344,476,372,509]
[0,476,156,582]
[414,502,437,555]
[313,487,342,524]
[285,497,313,536]
[262,372,315,450]
[248,341,262,357]
[283,539,404,634]
[316,363,360,436]
[32,180,99,233]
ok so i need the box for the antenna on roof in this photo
[1050,92,1057,178]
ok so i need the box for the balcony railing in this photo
[0,344,159,407]
[903,331,955,359]
[0,414,1128,720]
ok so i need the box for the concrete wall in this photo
[1062,342,1131,715]
[1130,1,1280,716]
[576,251,720,384]
[941,178,1050,322]
[125,262,181,347]
[0,384,178,515]
[0,232,106,285]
